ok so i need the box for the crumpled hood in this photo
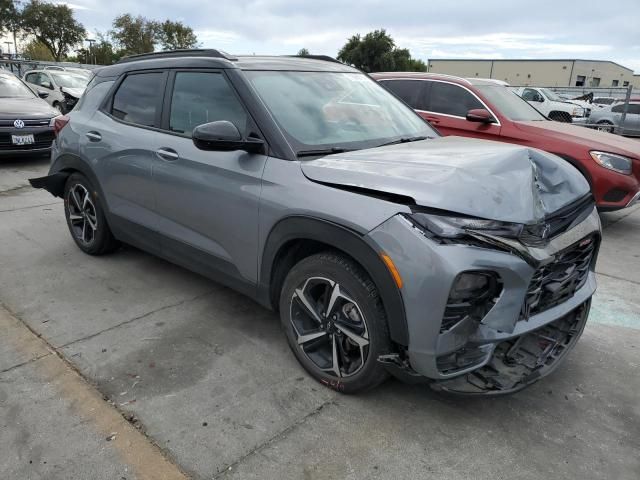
[61,87,84,98]
[300,136,590,224]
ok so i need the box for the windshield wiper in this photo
[376,136,429,148]
[296,147,352,158]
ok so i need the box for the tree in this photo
[297,48,309,56]
[0,0,23,57]
[337,29,426,73]
[20,0,86,61]
[111,14,158,55]
[158,20,198,50]
[22,39,53,60]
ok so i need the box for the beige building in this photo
[634,74,640,88]
[427,59,635,88]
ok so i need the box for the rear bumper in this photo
[367,207,601,394]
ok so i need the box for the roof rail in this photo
[117,49,237,64]
[287,54,343,65]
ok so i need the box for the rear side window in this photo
[428,82,483,117]
[168,71,247,136]
[111,72,164,127]
[611,104,625,113]
[380,80,425,110]
[613,103,640,115]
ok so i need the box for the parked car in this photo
[31,50,601,395]
[23,69,88,113]
[43,65,93,78]
[588,101,640,136]
[374,73,640,210]
[592,97,617,107]
[0,71,58,156]
[511,86,589,122]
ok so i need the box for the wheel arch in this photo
[29,153,105,200]
[259,215,409,346]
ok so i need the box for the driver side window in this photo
[168,72,248,137]
[522,88,542,102]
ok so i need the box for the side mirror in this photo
[534,94,544,102]
[192,120,264,154]
[466,108,496,124]
[37,90,49,99]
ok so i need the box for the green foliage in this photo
[158,20,198,50]
[111,14,158,55]
[297,48,310,56]
[0,0,19,35]
[337,29,426,73]
[22,38,54,60]
[21,0,86,61]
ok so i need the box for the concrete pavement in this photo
[1,156,639,479]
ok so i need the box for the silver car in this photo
[589,101,640,136]
[30,50,601,395]
[23,69,88,113]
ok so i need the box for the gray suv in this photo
[31,50,601,395]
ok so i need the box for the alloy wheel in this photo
[67,184,98,245]
[289,277,370,378]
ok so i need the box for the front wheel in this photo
[279,252,391,393]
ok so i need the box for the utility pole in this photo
[617,84,633,135]
[85,38,96,65]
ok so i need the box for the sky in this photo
[45,0,640,73]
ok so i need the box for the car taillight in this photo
[50,115,69,137]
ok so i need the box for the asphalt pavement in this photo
[1,156,638,480]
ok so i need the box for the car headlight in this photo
[407,212,523,239]
[572,107,584,117]
[590,151,633,175]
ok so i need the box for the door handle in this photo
[424,116,440,124]
[86,131,102,142]
[156,148,179,161]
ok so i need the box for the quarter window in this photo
[111,72,164,127]
[169,72,247,136]
[428,82,483,117]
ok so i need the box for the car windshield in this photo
[540,88,563,102]
[0,73,35,98]
[50,72,88,89]
[476,85,546,121]
[244,71,437,152]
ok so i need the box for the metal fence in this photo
[0,58,99,77]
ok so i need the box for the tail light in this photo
[50,115,69,137]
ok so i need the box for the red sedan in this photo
[372,73,640,211]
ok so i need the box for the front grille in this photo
[0,118,51,127]
[521,235,597,319]
[0,131,54,150]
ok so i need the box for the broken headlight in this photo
[408,212,523,239]
[590,151,633,175]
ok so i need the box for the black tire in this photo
[596,121,615,133]
[279,252,391,393]
[63,172,119,255]
[549,111,571,123]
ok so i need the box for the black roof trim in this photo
[117,49,237,64]
[285,55,343,65]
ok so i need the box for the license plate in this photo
[11,134,35,145]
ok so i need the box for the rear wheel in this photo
[549,111,572,123]
[279,252,391,393]
[596,120,615,133]
[64,173,119,255]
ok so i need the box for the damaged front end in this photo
[367,194,601,395]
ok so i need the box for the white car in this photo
[512,87,588,123]
[23,69,88,113]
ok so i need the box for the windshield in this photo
[245,71,437,152]
[50,73,88,89]
[0,73,35,98]
[540,88,563,102]
[476,85,546,121]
